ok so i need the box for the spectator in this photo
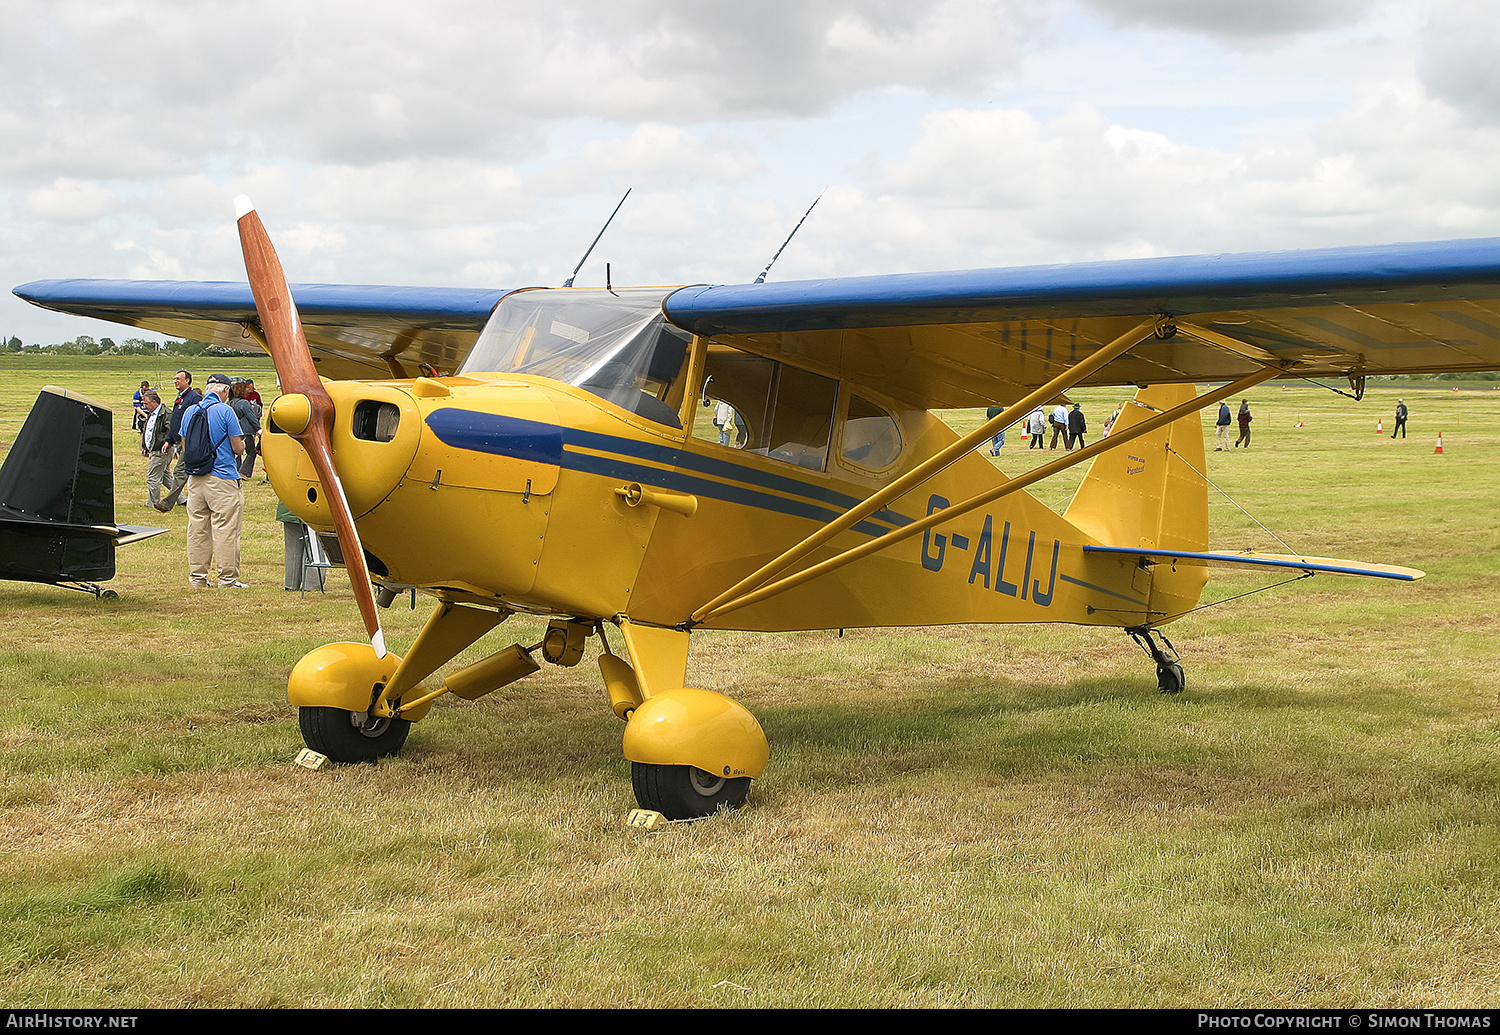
[138,390,170,507]
[1067,403,1087,450]
[132,380,150,432]
[1050,402,1070,449]
[985,405,1005,455]
[180,373,247,588]
[229,379,262,479]
[155,370,201,512]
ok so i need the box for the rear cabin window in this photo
[841,395,901,470]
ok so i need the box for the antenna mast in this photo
[564,188,632,288]
[755,189,825,284]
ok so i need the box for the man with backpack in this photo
[178,373,247,588]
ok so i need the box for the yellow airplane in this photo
[17,209,1500,818]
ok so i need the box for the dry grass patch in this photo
[1,362,1498,1006]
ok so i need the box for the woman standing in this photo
[229,379,262,478]
[1234,399,1253,448]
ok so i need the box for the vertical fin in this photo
[1064,384,1209,621]
[0,387,117,585]
[0,386,114,527]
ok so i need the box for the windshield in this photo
[462,288,692,428]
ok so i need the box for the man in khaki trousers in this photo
[180,373,247,588]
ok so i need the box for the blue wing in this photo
[14,279,507,380]
[664,236,1500,408]
[18,235,1500,402]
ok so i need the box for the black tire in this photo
[631,762,752,820]
[1157,663,1185,695]
[298,706,410,763]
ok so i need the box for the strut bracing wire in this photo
[1159,571,1314,623]
[1165,443,1304,559]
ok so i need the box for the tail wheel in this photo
[1157,663,1185,695]
[631,762,751,820]
[298,706,410,763]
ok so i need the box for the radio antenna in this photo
[564,188,631,288]
[755,189,825,284]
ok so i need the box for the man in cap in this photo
[179,373,247,588]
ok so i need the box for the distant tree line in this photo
[3,335,252,358]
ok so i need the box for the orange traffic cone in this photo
[1376,419,1384,434]
[1434,432,1444,455]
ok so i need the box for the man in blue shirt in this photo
[181,373,246,588]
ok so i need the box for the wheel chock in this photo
[627,808,668,830]
[293,748,330,770]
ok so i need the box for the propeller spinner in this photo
[235,196,387,659]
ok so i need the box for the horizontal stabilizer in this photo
[1082,545,1425,581]
[114,524,170,547]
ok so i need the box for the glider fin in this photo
[0,387,166,588]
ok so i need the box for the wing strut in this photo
[688,366,1280,626]
[689,316,1165,624]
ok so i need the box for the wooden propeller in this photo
[235,196,387,659]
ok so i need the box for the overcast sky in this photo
[5,0,1500,345]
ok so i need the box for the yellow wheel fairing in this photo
[287,642,434,722]
[622,687,769,779]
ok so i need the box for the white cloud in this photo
[24,178,118,222]
[10,0,1500,348]
[303,161,524,227]
[535,124,764,195]
[1078,0,1378,42]
[1416,0,1500,124]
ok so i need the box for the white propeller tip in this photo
[233,194,256,220]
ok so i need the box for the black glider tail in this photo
[0,386,165,590]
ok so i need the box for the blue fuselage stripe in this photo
[424,410,908,537]
[560,425,911,529]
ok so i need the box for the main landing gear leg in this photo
[609,621,770,820]
[1127,625,1185,694]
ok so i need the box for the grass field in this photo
[0,357,1496,1007]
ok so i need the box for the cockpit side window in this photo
[693,344,837,471]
